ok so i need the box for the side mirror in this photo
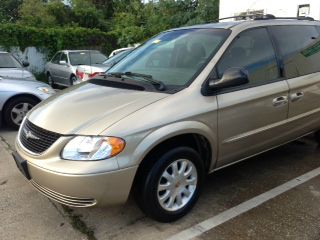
[209,67,249,90]
[22,61,30,67]
[59,60,67,65]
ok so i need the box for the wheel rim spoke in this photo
[166,196,175,208]
[179,160,188,175]
[186,177,197,185]
[12,108,20,114]
[182,188,191,197]
[176,193,183,206]
[172,161,179,178]
[159,191,171,204]
[163,171,174,183]
[184,165,193,177]
[158,182,171,191]
[13,114,23,124]
[22,103,29,111]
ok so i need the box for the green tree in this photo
[194,0,219,23]
[111,12,144,46]
[0,0,22,23]
[47,0,72,26]
[71,0,108,31]
[92,0,114,19]
[19,0,56,27]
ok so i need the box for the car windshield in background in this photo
[69,51,107,65]
[108,28,230,89]
[0,53,22,68]
[103,50,133,67]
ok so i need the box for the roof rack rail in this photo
[273,16,315,21]
[218,14,275,21]
[218,14,315,22]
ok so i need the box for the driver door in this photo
[215,27,289,167]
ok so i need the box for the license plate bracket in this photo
[12,152,31,180]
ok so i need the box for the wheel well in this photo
[133,134,212,187]
[2,94,41,120]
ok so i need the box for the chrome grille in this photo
[30,180,97,207]
[19,119,61,154]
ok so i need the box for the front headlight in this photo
[62,136,125,161]
[37,86,53,94]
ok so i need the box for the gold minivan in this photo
[13,16,320,222]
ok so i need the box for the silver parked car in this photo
[76,49,134,82]
[45,50,107,87]
[13,16,320,222]
[0,76,55,129]
[0,51,36,80]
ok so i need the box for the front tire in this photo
[135,147,205,222]
[4,97,38,129]
[47,73,55,87]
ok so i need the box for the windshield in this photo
[103,49,133,67]
[0,53,22,68]
[69,51,107,65]
[108,28,230,88]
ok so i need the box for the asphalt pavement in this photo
[1,128,320,240]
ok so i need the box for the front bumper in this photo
[12,151,138,207]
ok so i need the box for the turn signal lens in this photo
[108,137,126,157]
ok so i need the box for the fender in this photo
[129,121,218,171]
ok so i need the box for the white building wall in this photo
[220,0,320,20]
[10,47,48,74]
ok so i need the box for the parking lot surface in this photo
[1,128,320,240]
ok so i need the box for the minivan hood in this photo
[28,83,169,135]
[0,68,35,80]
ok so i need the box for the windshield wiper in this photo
[107,72,166,91]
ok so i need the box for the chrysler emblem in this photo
[23,129,40,140]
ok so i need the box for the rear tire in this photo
[4,97,38,129]
[135,147,205,222]
[70,75,78,86]
[315,131,320,144]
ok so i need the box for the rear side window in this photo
[269,25,320,78]
[217,28,279,85]
[60,53,68,63]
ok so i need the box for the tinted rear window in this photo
[269,25,320,78]
[69,51,107,65]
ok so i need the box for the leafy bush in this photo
[0,23,117,58]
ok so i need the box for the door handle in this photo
[290,92,304,102]
[273,96,288,107]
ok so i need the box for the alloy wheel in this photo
[10,102,34,126]
[157,159,198,212]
